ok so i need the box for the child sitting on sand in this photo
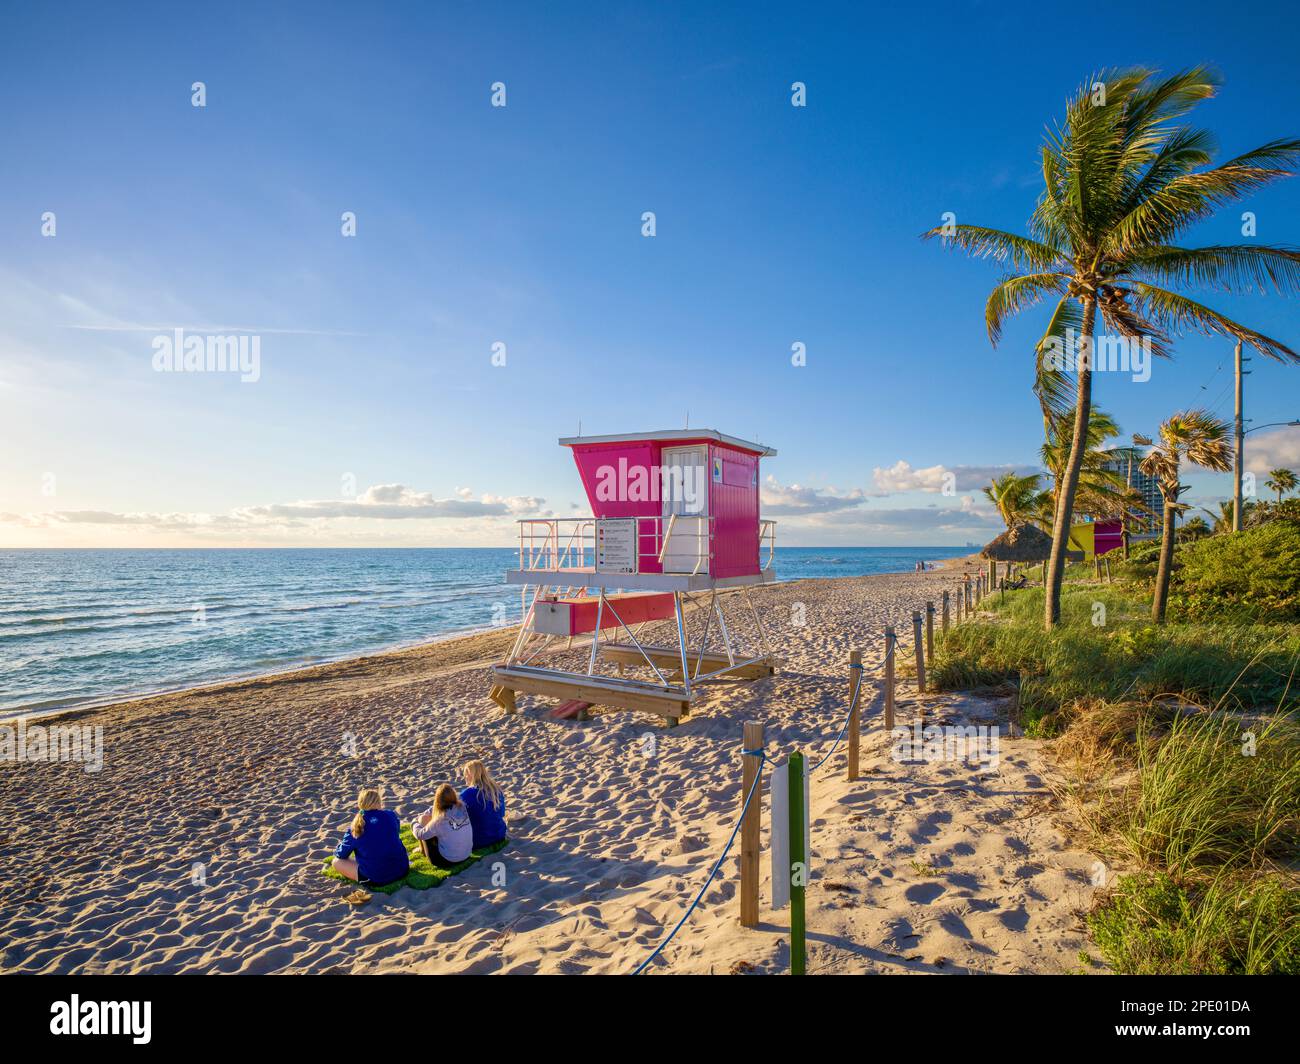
[411,784,474,868]
[459,759,507,848]
[332,788,410,886]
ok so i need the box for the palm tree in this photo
[983,471,1047,528]
[1202,499,1241,533]
[1137,410,1233,622]
[983,470,1049,586]
[1265,467,1298,503]
[925,68,1300,630]
[1181,515,1211,540]
[1040,408,1148,524]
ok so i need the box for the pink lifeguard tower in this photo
[489,429,779,724]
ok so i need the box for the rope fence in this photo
[630,558,1031,975]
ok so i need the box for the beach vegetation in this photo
[934,572,1300,975]
[926,67,1300,631]
[1135,408,1234,621]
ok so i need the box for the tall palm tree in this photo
[1265,467,1298,503]
[925,68,1300,630]
[1137,410,1233,622]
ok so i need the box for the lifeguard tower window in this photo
[661,445,708,573]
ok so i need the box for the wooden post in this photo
[925,601,935,662]
[740,720,764,928]
[912,611,926,694]
[847,651,861,782]
[788,751,807,976]
[884,626,895,730]
[941,589,950,633]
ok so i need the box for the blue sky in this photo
[3,0,1299,547]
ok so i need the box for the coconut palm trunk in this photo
[1044,297,1096,627]
[1152,493,1179,621]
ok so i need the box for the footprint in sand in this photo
[904,881,946,904]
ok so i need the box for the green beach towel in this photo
[323,824,509,894]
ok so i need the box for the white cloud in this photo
[1246,426,1300,475]
[871,460,1039,495]
[760,476,867,516]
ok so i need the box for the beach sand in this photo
[0,561,1103,974]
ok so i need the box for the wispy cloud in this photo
[1,483,548,533]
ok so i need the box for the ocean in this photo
[0,546,957,718]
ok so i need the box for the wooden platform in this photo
[597,643,777,682]
[489,664,692,723]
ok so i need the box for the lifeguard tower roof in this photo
[559,429,777,457]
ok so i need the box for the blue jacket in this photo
[459,786,507,848]
[334,808,409,884]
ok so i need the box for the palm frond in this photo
[985,272,1067,344]
[1128,283,1300,362]
[1124,244,1300,295]
[1033,295,1083,420]
[920,224,1064,271]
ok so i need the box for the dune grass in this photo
[932,585,1300,734]
[933,578,1300,974]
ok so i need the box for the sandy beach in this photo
[0,561,1104,975]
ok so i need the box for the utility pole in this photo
[1233,341,1249,532]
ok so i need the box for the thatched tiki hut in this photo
[981,523,1054,586]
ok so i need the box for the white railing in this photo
[760,519,777,571]
[519,518,596,572]
[517,516,719,576]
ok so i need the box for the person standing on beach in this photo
[411,784,474,868]
[332,788,410,886]
[459,759,507,849]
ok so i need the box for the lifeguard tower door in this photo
[660,445,708,573]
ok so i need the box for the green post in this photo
[788,750,806,975]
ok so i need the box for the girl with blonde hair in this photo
[331,787,409,886]
[458,759,507,848]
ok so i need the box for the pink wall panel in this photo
[708,443,760,578]
[1093,520,1124,557]
[570,442,664,573]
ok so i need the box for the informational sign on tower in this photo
[596,518,637,574]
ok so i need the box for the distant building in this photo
[1101,454,1163,533]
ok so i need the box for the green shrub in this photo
[1173,520,1300,621]
[1088,871,1300,975]
[933,586,1300,731]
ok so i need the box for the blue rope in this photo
[631,747,767,975]
[810,663,865,775]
